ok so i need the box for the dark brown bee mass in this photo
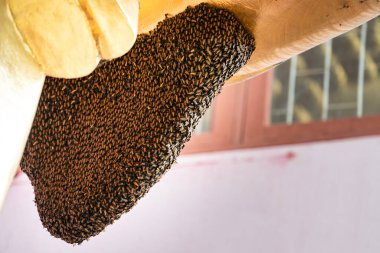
[20,3,255,244]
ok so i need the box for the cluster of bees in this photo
[20,3,255,244]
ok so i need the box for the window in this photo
[272,17,380,124]
[183,17,380,154]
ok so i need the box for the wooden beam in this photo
[0,0,45,210]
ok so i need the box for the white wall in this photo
[1,136,380,253]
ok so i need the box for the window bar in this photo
[286,56,298,124]
[322,40,333,121]
[357,23,368,117]
[194,116,204,134]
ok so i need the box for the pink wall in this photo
[1,136,380,252]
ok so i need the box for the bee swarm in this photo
[20,3,255,244]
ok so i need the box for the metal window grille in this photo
[271,17,380,124]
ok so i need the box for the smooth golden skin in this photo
[8,0,138,78]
